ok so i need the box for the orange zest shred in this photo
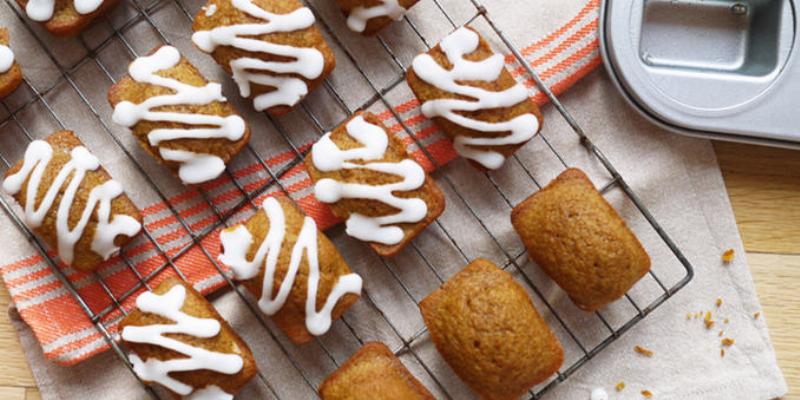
[715,298,723,308]
[721,348,726,357]
[704,311,715,329]
[616,381,625,392]
[634,345,654,357]
[642,389,653,398]
[722,249,735,263]
[754,312,761,319]
[722,338,735,347]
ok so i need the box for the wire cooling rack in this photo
[0,0,694,398]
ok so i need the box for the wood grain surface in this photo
[0,142,796,399]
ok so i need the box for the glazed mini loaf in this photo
[218,196,362,344]
[407,27,543,170]
[108,45,251,185]
[120,278,257,399]
[0,28,22,99]
[420,258,564,400]
[305,112,445,257]
[2,131,142,271]
[511,168,651,311]
[16,0,118,35]
[319,342,434,400]
[192,0,336,115]
[337,0,418,35]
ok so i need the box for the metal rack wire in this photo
[0,0,694,398]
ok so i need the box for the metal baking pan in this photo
[600,0,800,149]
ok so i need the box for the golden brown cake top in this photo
[407,27,542,170]
[108,45,251,185]
[120,278,257,398]
[2,130,142,271]
[218,196,362,344]
[510,168,651,311]
[305,111,445,257]
[0,27,22,98]
[15,0,118,36]
[319,342,435,400]
[191,0,336,115]
[420,258,564,400]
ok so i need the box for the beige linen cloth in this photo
[0,0,788,398]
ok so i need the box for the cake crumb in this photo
[722,338,735,347]
[721,348,726,357]
[754,311,761,319]
[704,311,715,329]
[718,330,724,337]
[616,381,625,392]
[715,297,723,308]
[641,389,653,398]
[634,345,654,357]
[724,318,730,324]
[722,249,735,263]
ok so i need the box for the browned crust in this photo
[191,0,336,116]
[510,168,651,311]
[335,0,418,35]
[305,111,445,257]
[3,130,142,271]
[419,259,564,400]
[107,45,252,185]
[15,0,119,36]
[220,196,359,344]
[119,278,257,398]
[319,342,435,400]
[0,28,22,98]
[406,27,543,171]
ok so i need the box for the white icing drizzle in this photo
[411,27,540,170]
[0,43,14,74]
[187,385,232,400]
[311,115,427,245]
[192,0,325,111]
[112,46,246,185]
[346,0,406,33]
[25,0,102,22]
[590,387,609,400]
[2,140,142,265]
[121,285,244,397]
[218,197,363,336]
[203,3,217,16]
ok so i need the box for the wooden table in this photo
[0,142,796,400]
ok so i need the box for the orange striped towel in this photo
[0,0,601,365]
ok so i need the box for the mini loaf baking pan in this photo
[600,0,800,148]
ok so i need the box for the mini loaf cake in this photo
[511,168,651,311]
[319,342,434,400]
[192,0,336,115]
[2,131,142,271]
[306,112,445,257]
[420,259,564,400]
[16,0,118,35]
[0,28,22,98]
[407,27,543,170]
[336,0,418,35]
[218,196,362,344]
[108,45,250,185]
[120,278,257,399]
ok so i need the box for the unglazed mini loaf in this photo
[420,259,564,400]
[16,0,118,35]
[511,168,651,311]
[319,342,435,400]
[192,0,336,115]
[108,45,251,185]
[0,28,22,98]
[120,278,257,399]
[218,196,362,344]
[2,131,142,271]
[407,27,543,170]
[306,111,445,257]
[337,0,418,35]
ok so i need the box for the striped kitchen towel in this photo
[0,0,601,365]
